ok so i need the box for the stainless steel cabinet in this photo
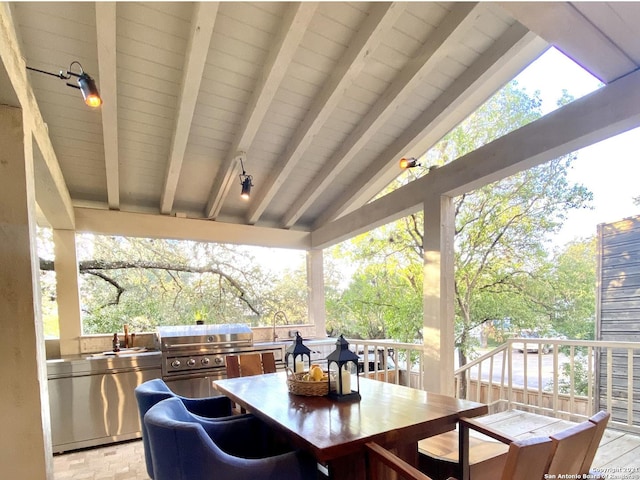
[47,353,161,453]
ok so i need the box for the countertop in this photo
[44,338,337,377]
[47,349,162,377]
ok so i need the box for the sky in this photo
[514,48,640,247]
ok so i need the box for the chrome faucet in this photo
[273,310,288,342]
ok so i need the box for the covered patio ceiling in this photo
[2,2,640,249]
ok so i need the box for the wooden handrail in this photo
[453,338,640,434]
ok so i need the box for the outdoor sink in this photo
[89,347,151,358]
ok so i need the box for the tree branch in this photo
[39,258,261,315]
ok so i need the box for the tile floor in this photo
[53,439,149,480]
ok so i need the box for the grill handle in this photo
[162,339,251,350]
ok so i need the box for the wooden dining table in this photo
[213,372,487,480]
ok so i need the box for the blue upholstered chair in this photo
[144,397,318,480]
[135,378,237,479]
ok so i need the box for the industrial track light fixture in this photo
[26,61,102,108]
[399,157,421,169]
[239,155,253,200]
[399,157,440,173]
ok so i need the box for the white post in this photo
[53,229,82,355]
[422,194,455,395]
[0,105,53,478]
[307,249,326,337]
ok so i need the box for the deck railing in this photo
[454,338,640,434]
[348,337,640,434]
[348,339,425,390]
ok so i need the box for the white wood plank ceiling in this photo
[3,2,640,246]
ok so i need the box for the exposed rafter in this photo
[160,2,219,215]
[205,2,318,220]
[246,1,405,225]
[96,2,119,211]
[312,68,640,248]
[281,2,481,229]
[10,1,640,241]
[313,23,546,229]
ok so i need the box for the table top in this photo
[213,372,487,463]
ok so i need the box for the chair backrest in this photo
[500,436,553,480]
[144,397,316,480]
[144,397,230,480]
[546,420,597,477]
[581,411,610,474]
[134,378,176,479]
[134,378,233,478]
[225,352,277,378]
[365,442,434,480]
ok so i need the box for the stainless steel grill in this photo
[155,323,282,398]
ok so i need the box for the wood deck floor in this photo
[418,409,640,478]
[478,410,640,474]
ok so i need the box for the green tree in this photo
[328,81,593,370]
[260,264,309,326]
[40,233,309,334]
[326,222,423,341]
[544,237,597,340]
[453,157,592,366]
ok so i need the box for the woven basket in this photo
[286,369,332,396]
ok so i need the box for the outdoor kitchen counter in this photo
[47,350,162,453]
[46,349,162,376]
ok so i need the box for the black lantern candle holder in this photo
[285,332,311,373]
[326,335,361,401]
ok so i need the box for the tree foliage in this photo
[543,238,597,340]
[39,233,308,335]
[326,81,595,365]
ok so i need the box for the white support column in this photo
[54,229,82,355]
[0,105,52,478]
[307,249,326,337]
[422,195,455,395]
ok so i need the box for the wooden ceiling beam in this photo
[246,2,405,225]
[160,2,219,215]
[205,1,317,220]
[312,68,640,249]
[314,22,545,229]
[75,207,310,250]
[281,2,481,229]
[0,2,74,230]
[96,2,119,210]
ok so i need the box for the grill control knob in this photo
[214,356,223,365]
[187,358,196,367]
[201,357,210,366]
[171,360,181,368]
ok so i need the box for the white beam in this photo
[96,2,119,210]
[0,2,74,230]
[161,2,219,215]
[206,2,318,220]
[499,1,635,83]
[75,207,310,250]
[246,2,404,225]
[282,2,480,228]
[314,23,545,229]
[311,68,640,248]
